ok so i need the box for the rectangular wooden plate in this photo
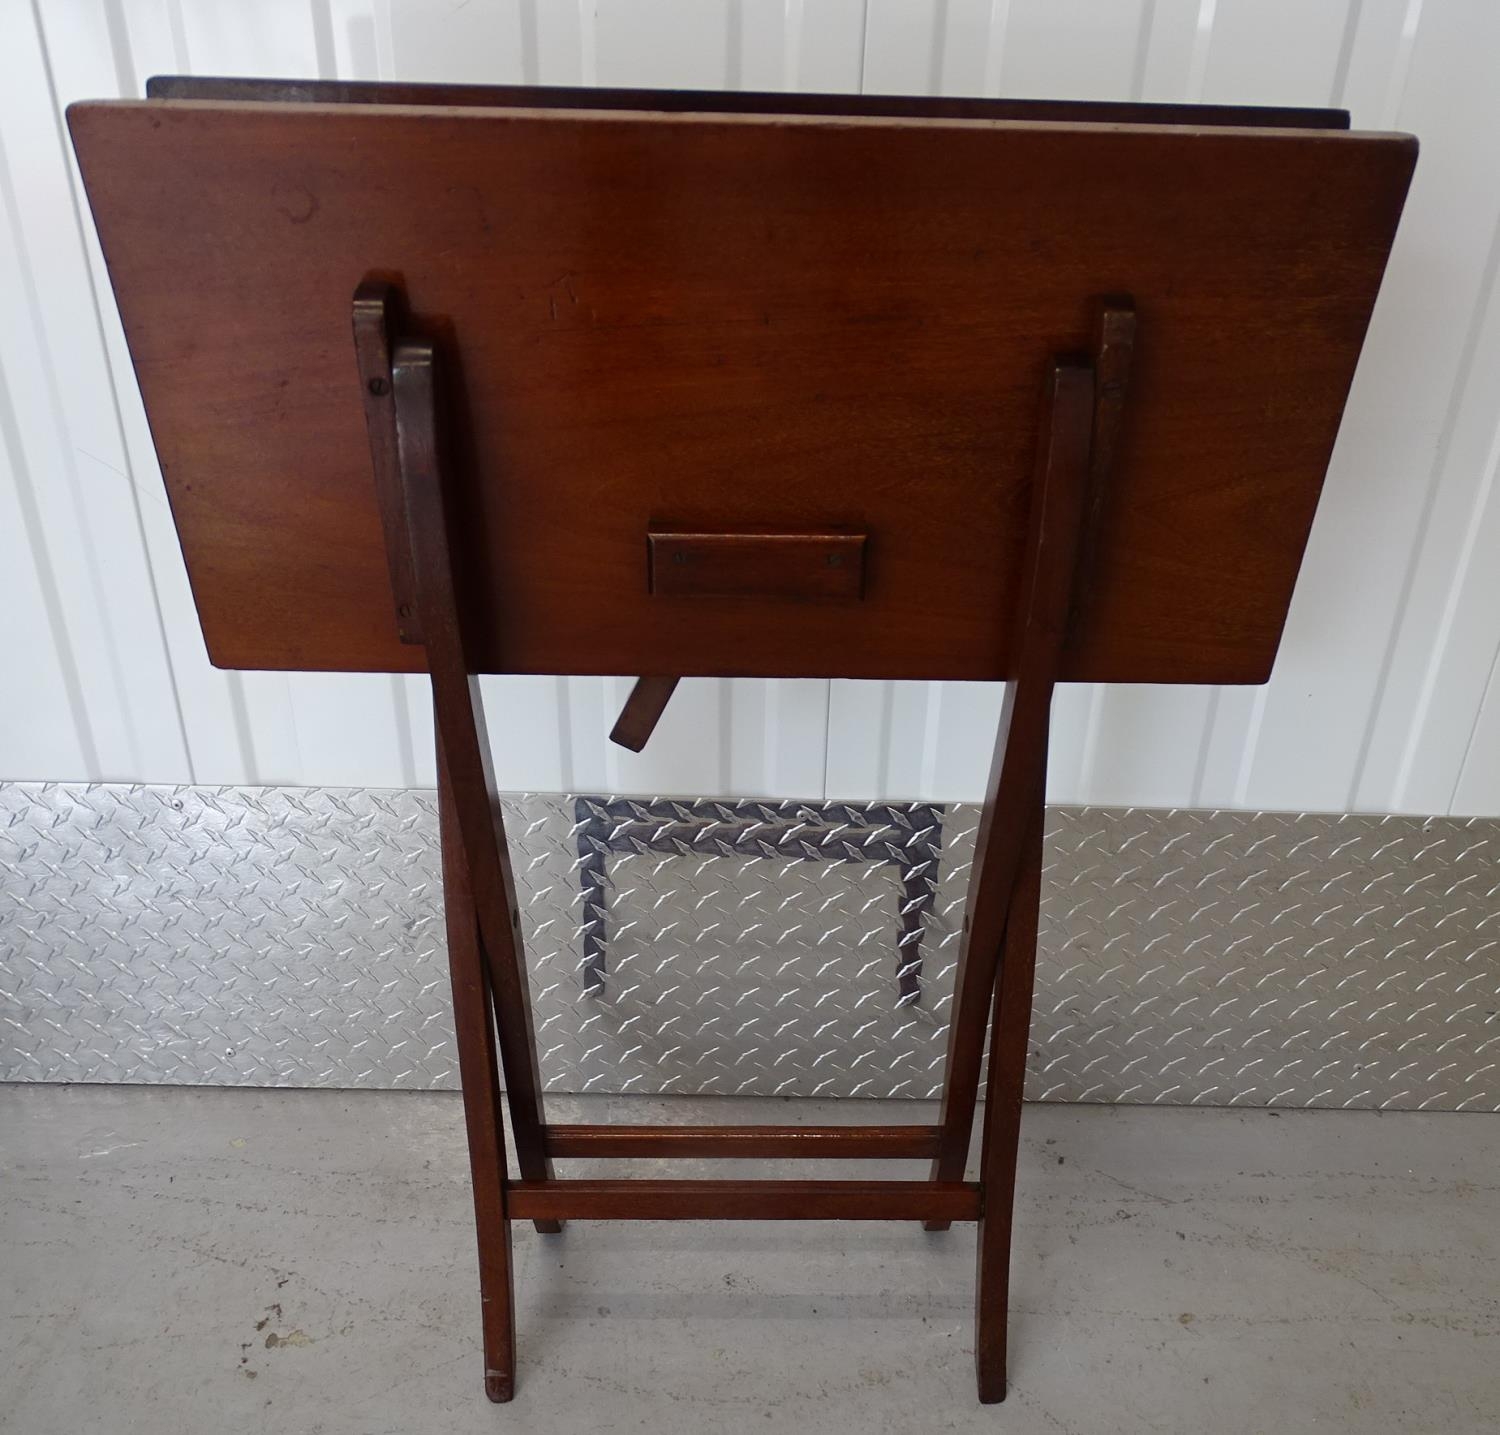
[648,531,866,601]
[68,97,1415,683]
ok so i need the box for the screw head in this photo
[368,376,389,397]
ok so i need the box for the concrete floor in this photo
[1,1088,1496,1435]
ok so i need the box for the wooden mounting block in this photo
[68,78,1415,1405]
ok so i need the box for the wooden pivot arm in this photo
[609,675,680,751]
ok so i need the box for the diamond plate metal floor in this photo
[2,783,1498,1109]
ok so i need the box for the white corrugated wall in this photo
[2,0,1496,812]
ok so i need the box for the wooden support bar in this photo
[391,335,561,1230]
[508,1179,981,1223]
[925,354,1100,1221]
[437,733,516,1402]
[975,805,1045,1403]
[545,1124,942,1159]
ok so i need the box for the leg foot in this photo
[485,1371,514,1403]
[974,1204,1011,1403]
[533,1218,563,1235]
[976,1360,1007,1404]
[922,1218,952,1232]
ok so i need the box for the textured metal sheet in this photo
[1029,809,1500,1111]
[545,796,947,1096]
[2,783,1497,1110]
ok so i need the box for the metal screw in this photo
[827,552,844,567]
[368,376,389,396]
[397,603,412,619]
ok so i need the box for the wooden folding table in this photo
[70,79,1414,1403]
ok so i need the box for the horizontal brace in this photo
[507,1179,980,1222]
[544,1123,942,1159]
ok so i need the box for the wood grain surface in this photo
[69,99,1414,682]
